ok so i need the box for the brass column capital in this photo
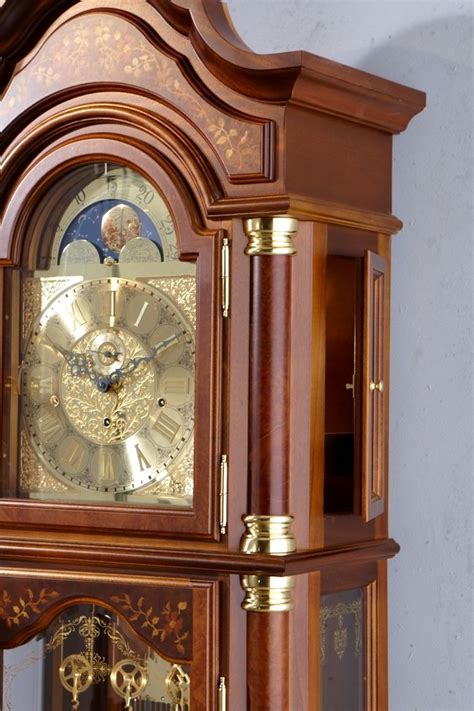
[240,514,296,555]
[243,216,299,256]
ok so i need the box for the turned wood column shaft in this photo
[249,255,291,515]
[241,217,298,711]
[247,612,290,709]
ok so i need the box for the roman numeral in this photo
[163,377,190,395]
[69,299,88,328]
[36,410,63,443]
[97,290,117,320]
[133,301,149,328]
[135,443,151,471]
[98,450,116,482]
[30,375,54,396]
[59,438,89,473]
[153,411,181,444]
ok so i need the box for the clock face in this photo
[18,164,197,506]
[22,278,194,493]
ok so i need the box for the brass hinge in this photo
[219,455,228,535]
[218,676,227,711]
[221,237,230,318]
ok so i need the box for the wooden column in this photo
[248,254,291,514]
[240,217,299,711]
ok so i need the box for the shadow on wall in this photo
[359,13,472,227]
[361,13,473,711]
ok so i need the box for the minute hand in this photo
[111,332,185,380]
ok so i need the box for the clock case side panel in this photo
[317,560,388,711]
[0,137,225,542]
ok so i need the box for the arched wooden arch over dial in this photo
[2,102,229,264]
[0,134,225,542]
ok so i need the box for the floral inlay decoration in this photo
[0,588,60,628]
[3,15,266,176]
[110,594,190,656]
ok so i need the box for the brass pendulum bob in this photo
[110,658,149,710]
[59,653,94,710]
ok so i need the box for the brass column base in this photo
[241,574,296,613]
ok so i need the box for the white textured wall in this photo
[226,2,473,710]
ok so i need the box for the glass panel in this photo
[320,588,365,711]
[4,163,195,509]
[2,604,190,710]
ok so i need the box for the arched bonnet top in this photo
[1,0,426,231]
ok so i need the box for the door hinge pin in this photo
[219,455,228,535]
[221,237,230,318]
[218,676,227,711]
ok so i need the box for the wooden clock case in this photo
[0,1,425,709]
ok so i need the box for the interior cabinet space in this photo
[324,255,362,515]
[323,243,387,528]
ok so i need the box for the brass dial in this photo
[22,278,194,493]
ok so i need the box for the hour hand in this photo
[53,344,88,372]
[51,343,98,381]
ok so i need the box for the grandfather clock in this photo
[0,1,425,709]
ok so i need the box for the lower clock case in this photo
[0,573,217,711]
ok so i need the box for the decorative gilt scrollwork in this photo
[320,597,363,664]
[61,329,156,445]
[149,276,196,331]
